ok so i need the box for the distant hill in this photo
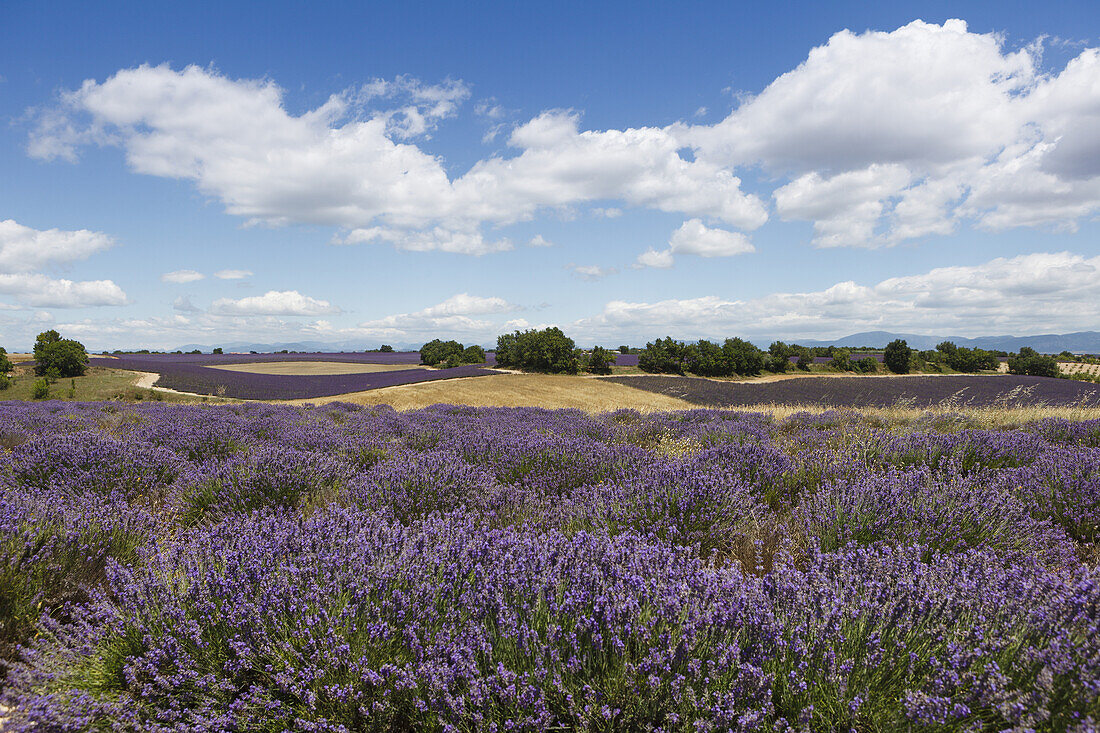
[780,331,1100,354]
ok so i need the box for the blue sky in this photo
[2,1,1100,350]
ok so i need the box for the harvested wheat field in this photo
[1060,362,1100,377]
[207,361,429,375]
[291,373,695,411]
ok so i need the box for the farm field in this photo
[206,361,430,375]
[88,354,501,399]
[1061,362,1100,378]
[1,400,1098,730]
[606,374,1100,408]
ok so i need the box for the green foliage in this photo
[68,379,77,399]
[379,344,394,353]
[0,374,9,390]
[212,347,223,354]
[495,327,579,374]
[638,337,686,374]
[722,338,764,376]
[461,345,486,364]
[1007,347,1060,378]
[883,339,912,374]
[796,351,812,371]
[420,339,464,366]
[829,349,852,371]
[935,341,999,372]
[33,334,88,379]
[683,340,729,377]
[31,378,50,400]
[0,346,12,376]
[765,341,793,373]
[854,356,878,373]
[584,346,616,375]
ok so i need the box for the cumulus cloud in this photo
[210,290,339,316]
[0,273,128,308]
[0,220,127,309]
[172,295,200,313]
[0,219,115,272]
[636,219,754,267]
[356,292,520,337]
[677,19,1100,245]
[578,251,1100,342]
[161,269,205,283]
[30,65,765,254]
[213,269,252,280]
[527,234,553,247]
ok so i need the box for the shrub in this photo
[1007,347,1060,378]
[33,331,88,378]
[584,346,616,375]
[638,337,686,374]
[31,378,50,400]
[212,347,223,354]
[883,338,911,374]
[379,344,394,352]
[796,351,812,371]
[828,349,852,371]
[854,356,878,373]
[765,341,793,373]
[0,347,12,376]
[494,327,579,373]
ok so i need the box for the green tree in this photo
[212,347,223,354]
[883,339,912,374]
[684,340,730,377]
[584,346,616,375]
[33,331,88,378]
[765,341,793,373]
[828,349,852,372]
[1007,348,1060,378]
[31,378,50,399]
[722,338,764,376]
[0,347,12,376]
[638,337,686,374]
[461,345,486,364]
[494,327,579,373]
[379,344,394,353]
[420,339,464,366]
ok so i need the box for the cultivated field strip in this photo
[604,374,1100,408]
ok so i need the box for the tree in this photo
[461,345,486,364]
[828,349,852,371]
[584,346,616,375]
[1007,348,1060,378]
[722,338,764,376]
[883,339,912,374]
[33,331,88,378]
[638,337,686,374]
[212,347,223,354]
[854,356,878,373]
[379,344,394,353]
[494,327,579,374]
[618,345,630,355]
[683,340,730,377]
[765,341,793,373]
[0,347,11,376]
[420,339,464,366]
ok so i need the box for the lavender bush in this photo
[1,400,1099,729]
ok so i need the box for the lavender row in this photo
[605,374,1100,408]
[0,401,1098,729]
[88,358,501,399]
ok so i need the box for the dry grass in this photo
[288,373,695,411]
[1059,362,1100,377]
[207,361,428,376]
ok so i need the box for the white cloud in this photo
[31,66,766,254]
[356,75,470,139]
[0,219,115,273]
[635,248,674,269]
[172,295,200,313]
[0,273,128,308]
[636,219,754,267]
[527,234,553,247]
[161,269,205,283]
[337,226,513,255]
[577,251,1100,341]
[210,290,339,316]
[567,264,617,281]
[356,292,520,337]
[213,269,252,279]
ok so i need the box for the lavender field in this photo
[1,400,1098,730]
[607,374,1100,409]
[90,353,501,399]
